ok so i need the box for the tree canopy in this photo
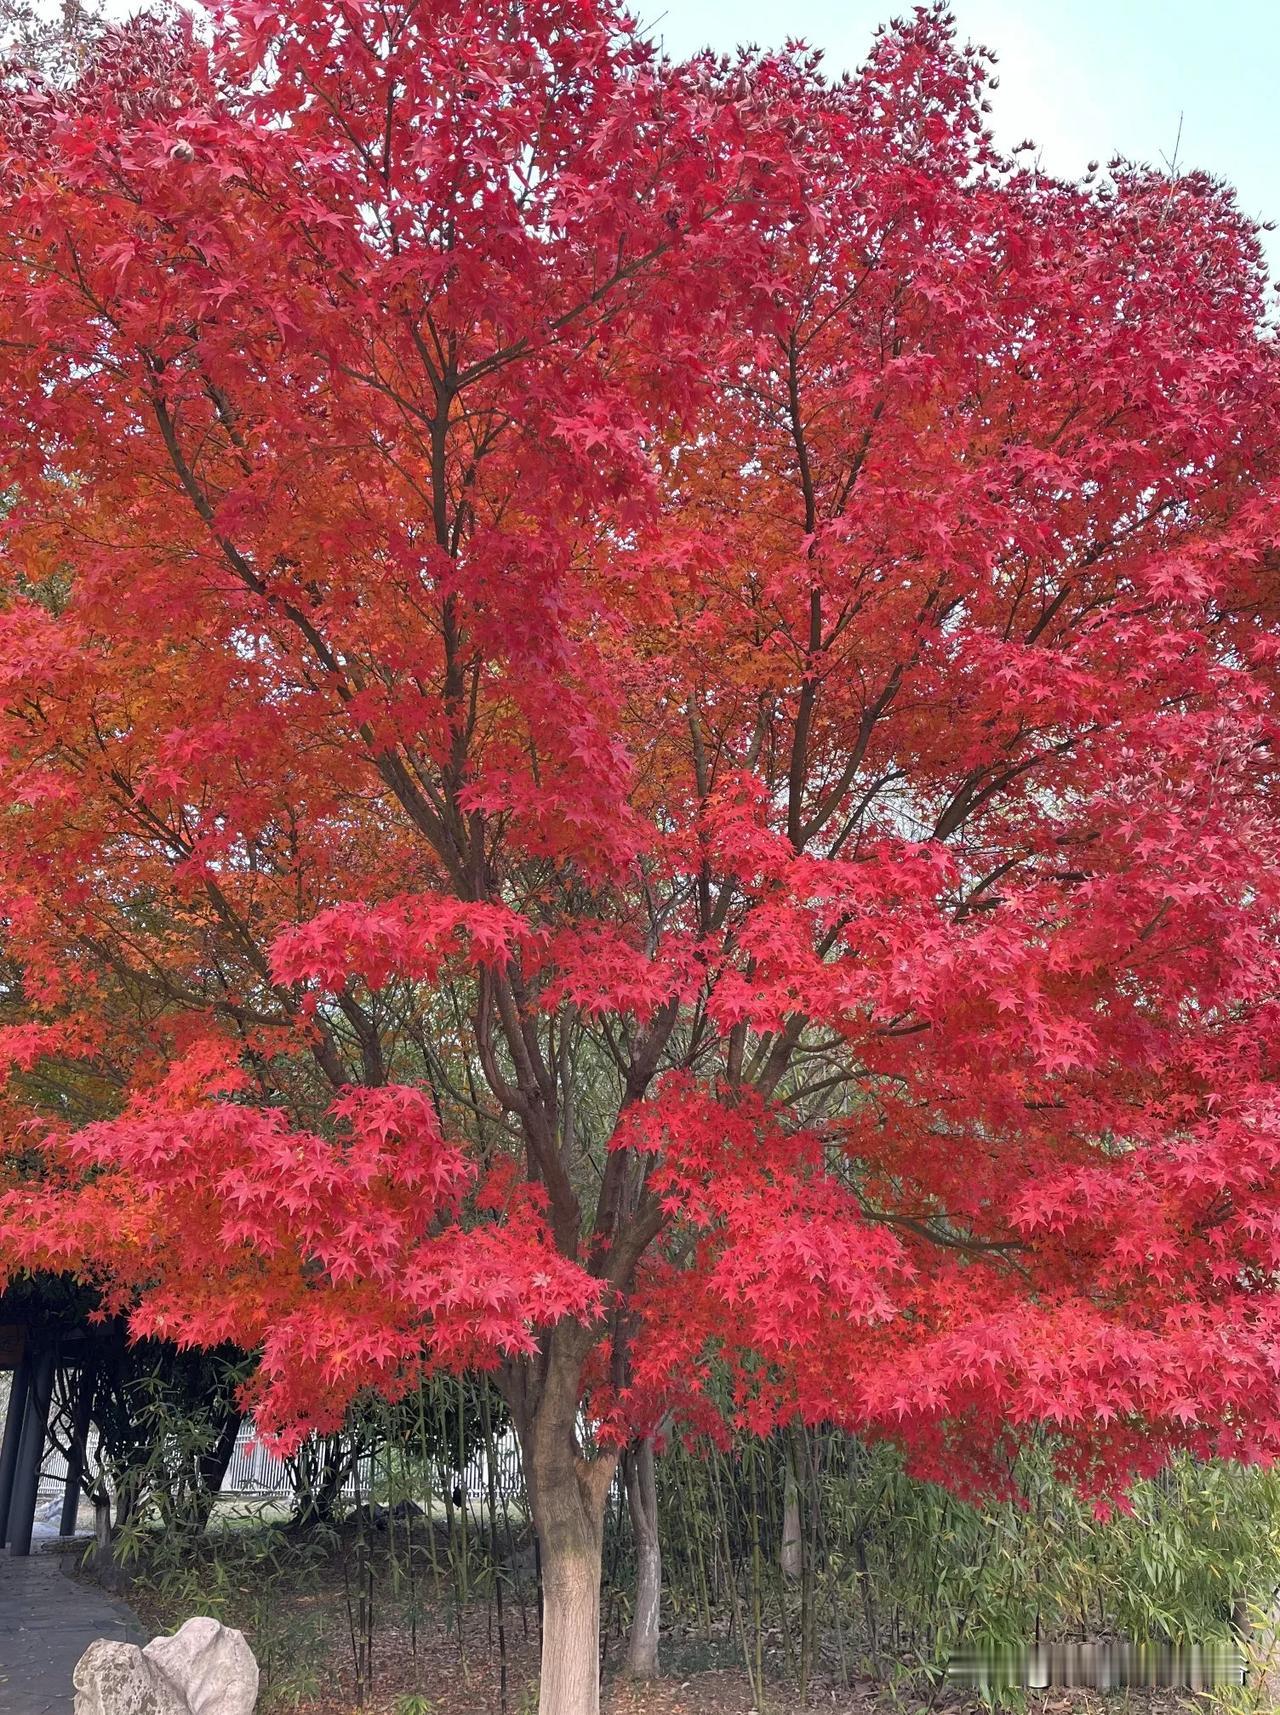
[1,2,1279,1707]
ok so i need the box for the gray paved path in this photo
[0,1550,143,1715]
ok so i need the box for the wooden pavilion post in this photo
[8,1344,55,1556]
[0,1347,32,1546]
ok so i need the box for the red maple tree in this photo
[2,3,1280,1709]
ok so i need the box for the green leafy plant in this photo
[391,1695,436,1715]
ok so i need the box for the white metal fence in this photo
[36,1423,527,1504]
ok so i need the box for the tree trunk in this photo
[511,1336,616,1715]
[192,1407,244,1533]
[90,1481,119,1587]
[624,1437,661,1679]
[290,1432,349,1529]
[535,1484,605,1715]
[780,1445,802,1580]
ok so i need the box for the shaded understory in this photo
[112,1521,1201,1715]
[96,1452,1271,1715]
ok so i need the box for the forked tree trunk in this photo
[512,1338,617,1715]
[624,1437,661,1678]
[191,1407,244,1534]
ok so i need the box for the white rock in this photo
[72,1640,189,1715]
[143,1618,258,1715]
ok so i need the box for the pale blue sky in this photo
[644,1,1280,272]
